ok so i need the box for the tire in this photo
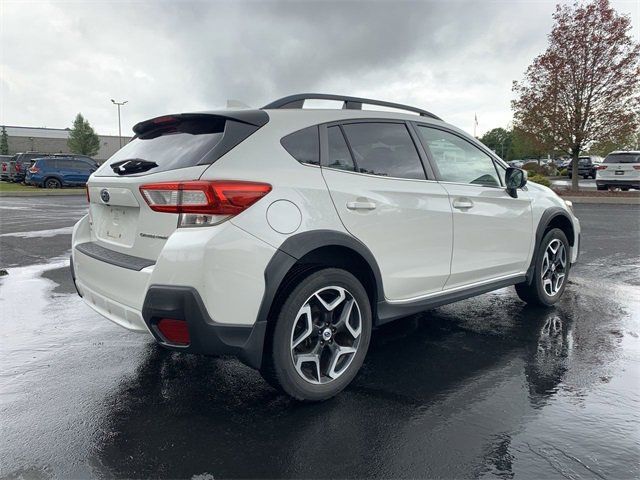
[597,184,607,191]
[515,228,570,307]
[261,268,372,401]
[621,187,630,192]
[45,177,62,189]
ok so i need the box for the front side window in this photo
[326,126,355,171]
[341,123,425,180]
[281,126,319,165]
[417,126,501,187]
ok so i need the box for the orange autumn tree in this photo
[512,0,640,190]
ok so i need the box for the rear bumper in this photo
[596,179,639,187]
[142,286,267,369]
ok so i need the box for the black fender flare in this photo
[525,207,574,284]
[255,229,385,326]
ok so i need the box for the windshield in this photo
[603,153,640,164]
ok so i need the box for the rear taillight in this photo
[85,185,90,203]
[156,318,190,345]
[596,165,608,170]
[29,165,39,174]
[139,180,272,227]
[15,163,21,172]
[633,166,640,170]
[2,164,6,172]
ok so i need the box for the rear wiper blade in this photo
[110,158,158,175]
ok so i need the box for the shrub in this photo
[522,162,555,176]
[559,168,568,176]
[527,174,552,188]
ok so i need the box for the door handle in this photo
[452,198,474,210]
[346,201,377,211]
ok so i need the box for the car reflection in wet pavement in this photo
[1,197,638,479]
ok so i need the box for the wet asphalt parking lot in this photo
[1,196,638,479]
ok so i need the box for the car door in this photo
[414,124,533,289]
[320,121,453,302]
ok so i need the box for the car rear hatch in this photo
[85,110,269,261]
[597,152,640,180]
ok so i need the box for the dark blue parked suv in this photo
[26,156,98,188]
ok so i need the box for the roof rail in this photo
[262,93,442,121]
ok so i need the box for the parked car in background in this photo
[567,156,602,179]
[0,155,13,181]
[8,152,49,183]
[26,156,98,188]
[596,151,640,191]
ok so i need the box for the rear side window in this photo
[326,126,356,171]
[604,153,640,164]
[341,123,426,180]
[76,161,94,172]
[281,126,319,165]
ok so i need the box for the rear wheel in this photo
[515,228,570,307]
[261,268,372,401]
[597,184,607,191]
[45,177,62,189]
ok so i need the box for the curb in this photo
[561,196,640,205]
[0,190,85,197]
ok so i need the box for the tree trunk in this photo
[571,148,580,191]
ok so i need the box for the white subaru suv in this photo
[71,94,580,401]
[595,151,640,191]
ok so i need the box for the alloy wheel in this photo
[290,286,362,385]
[541,238,567,296]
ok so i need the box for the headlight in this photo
[564,200,574,213]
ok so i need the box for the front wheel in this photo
[261,268,372,401]
[515,228,570,307]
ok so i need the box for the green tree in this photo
[479,128,513,160]
[67,113,100,157]
[512,0,640,190]
[0,126,8,155]
[511,127,548,160]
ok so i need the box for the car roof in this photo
[608,150,640,154]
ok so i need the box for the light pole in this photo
[111,99,128,148]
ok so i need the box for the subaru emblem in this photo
[100,189,110,203]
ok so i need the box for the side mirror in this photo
[505,167,527,198]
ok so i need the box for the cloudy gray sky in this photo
[1,0,638,137]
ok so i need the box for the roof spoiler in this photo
[133,111,269,136]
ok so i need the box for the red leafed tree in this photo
[512,0,640,190]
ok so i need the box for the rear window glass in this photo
[281,126,319,165]
[96,117,227,176]
[603,153,640,164]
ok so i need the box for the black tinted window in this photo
[75,161,94,171]
[97,117,230,176]
[341,123,425,180]
[281,126,319,165]
[604,153,640,164]
[327,126,355,171]
[58,159,75,169]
